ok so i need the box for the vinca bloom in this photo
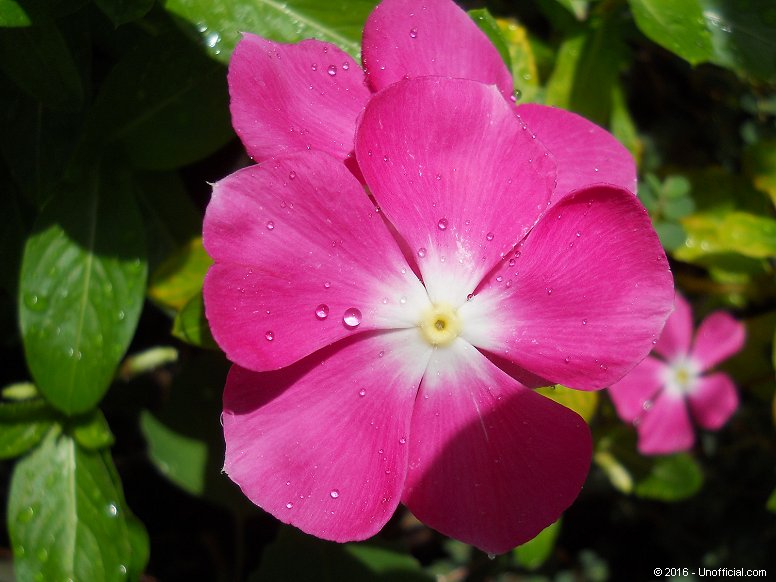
[204,0,673,554]
[609,294,744,455]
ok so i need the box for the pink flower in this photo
[227,0,637,199]
[609,293,745,455]
[203,73,673,552]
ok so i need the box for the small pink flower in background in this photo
[609,293,745,455]
[227,0,637,199]
[204,72,673,553]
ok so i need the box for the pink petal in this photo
[203,151,428,371]
[228,35,371,163]
[402,340,591,554]
[516,104,637,200]
[690,311,746,371]
[687,372,739,429]
[362,0,514,99]
[223,329,432,542]
[355,76,556,306]
[462,185,673,389]
[636,391,695,455]
[654,292,693,361]
[608,356,667,422]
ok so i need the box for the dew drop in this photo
[466,293,474,301]
[330,489,340,498]
[643,399,653,410]
[286,502,294,509]
[399,296,407,304]
[106,503,118,517]
[486,232,494,241]
[323,281,332,289]
[582,319,587,326]
[437,217,448,230]
[487,553,496,560]
[265,330,275,341]
[342,61,350,70]
[564,356,571,363]
[546,288,553,295]
[311,63,317,71]
[409,27,418,38]
[343,308,362,329]
[327,65,337,76]
[417,247,427,258]
[359,388,367,397]
[496,276,503,282]
[399,437,406,444]
[576,231,581,237]
[383,155,389,162]
[508,258,516,267]
[266,220,275,230]
[289,170,297,180]
[600,363,608,371]
[315,304,329,320]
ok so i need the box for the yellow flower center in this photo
[419,303,461,346]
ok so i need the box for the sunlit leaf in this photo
[678,211,776,261]
[634,453,703,501]
[744,140,776,207]
[628,0,713,65]
[173,292,218,349]
[163,0,377,63]
[19,163,147,414]
[148,237,212,311]
[497,18,542,103]
[8,431,135,580]
[552,0,589,20]
[0,0,88,26]
[70,409,115,451]
[469,9,513,74]
[514,519,562,570]
[537,385,598,422]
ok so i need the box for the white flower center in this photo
[664,357,700,396]
[418,302,462,347]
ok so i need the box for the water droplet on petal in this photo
[323,281,332,289]
[315,304,329,319]
[265,331,275,341]
[266,220,275,230]
[399,437,406,444]
[582,319,587,326]
[417,247,427,258]
[286,502,294,509]
[546,288,553,295]
[311,63,317,71]
[486,232,494,241]
[342,61,350,70]
[359,388,366,397]
[409,27,418,38]
[343,308,362,329]
[487,553,496,560]
[289,171,296,180]
[437,217,448,230]
[330,489,340,498]
[327,65,337,76]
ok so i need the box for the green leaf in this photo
[0,22,83,110]
[663,196,695,220]
[634,453,704,501]
[19,163,148,415]
[125,514,150,580]
[593,450,634,494]
[744,139,776,207]
[8,431,134,581]
[497,18,542,103]
[655,220,687,251]
[0,0,88,26]
[70,409,115,451]
[545,16,627,125]
[469,9,513,75]
[767,487,776,513]
[536,385,598,422]
[139,410,208,495]
[0,398,57,459]
[149,237,212,311]
[610,82,643,164]
[173,292,219,349]
[252,526,432,582]
[663,175,692,199]
[552,0,589,20]
[678,211,776,261]
[514,519,562,570]
[94,0,156,26]
[699,0,776,82]
[119,346,179,381]
[628,0,713,65]
[163,0,377,63]
[87,31,233,170]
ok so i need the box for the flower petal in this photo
[402,340,591,554]
[203,151,429,371]
[687,372,738,429]
[608,357,667,422]
[223,329,432,542]
[228,35,371,162]
[361,0,514,99]
[461,185,674,389]
[636,392,694,455]
[690,311,746,371]
[654,292,693,361]
[516,103,637,199]
[355,76,556,306]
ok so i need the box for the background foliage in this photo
[1,0,775,580]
